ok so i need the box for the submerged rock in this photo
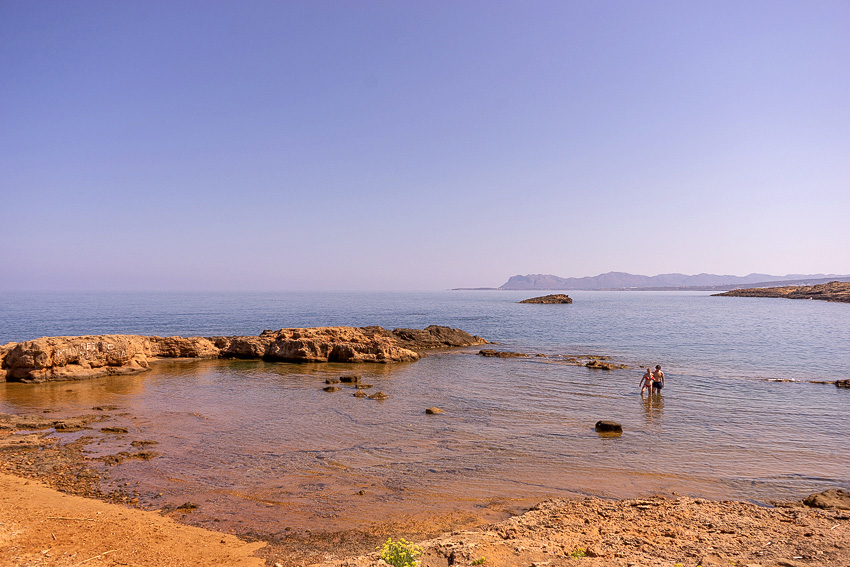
[368,391,389,400]
[425,407,445,415]
[478,349,528,358]
[585,359,626,370]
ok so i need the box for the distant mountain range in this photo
[493,272,850,291]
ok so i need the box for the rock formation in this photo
[712,280,850,303]
[519,294,573,304]
[0,325,487,383]
[478,349,528,358]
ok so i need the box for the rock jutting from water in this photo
[0,325,488,383]
[518,294,573,304]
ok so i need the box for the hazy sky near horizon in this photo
[2,1,849,291]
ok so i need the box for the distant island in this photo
[713,281,850,303]
[455,271,850,291]
[519,294,573,304]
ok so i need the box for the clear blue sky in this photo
[2,1,848,291]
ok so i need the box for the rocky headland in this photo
[0,325,487,383]
[519,294,573,304]
[713,280,850,303]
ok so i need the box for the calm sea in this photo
[1,291,848,534]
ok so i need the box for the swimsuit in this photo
[653,381,663,389]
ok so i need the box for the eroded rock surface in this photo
[0,326,485,383]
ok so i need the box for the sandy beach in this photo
[2,469,848,567]
[2,413,848,567]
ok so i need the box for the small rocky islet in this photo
[519,293,573,304]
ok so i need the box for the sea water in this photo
[0,290,848,534]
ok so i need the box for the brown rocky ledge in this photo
[713,280,850,303]
[0,325,487,383]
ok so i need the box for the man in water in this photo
[652,365,665,392]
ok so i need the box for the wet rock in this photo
[836,380,850,389]
[478,349,528,358]
[339,375,360,383]
[595,420,623,433]
[100,426,129,434]
[585,359,626,370]
[354,383,373,389]
[323,386,341,393]
[353,391,367,398]
[803,489,850,510]
[519,294,573,304]
[325,378,340,384]
[368,391,389,400]
[425,407,445,414]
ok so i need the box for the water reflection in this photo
[641,391,665,424]
[1,373,146,412]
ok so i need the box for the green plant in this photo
[570,547,587,559]
[472,557,486,565]
[378,537,422,567]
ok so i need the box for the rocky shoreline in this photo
[712,280,850,303]
[0,325,487,383]
[310,493,850,567]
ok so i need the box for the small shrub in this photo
[570,547,587,559]
[378,537,422,567]
[472,558,486,565]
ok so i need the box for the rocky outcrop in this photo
[713,280,850,303]
[519,294,573,304]
[149,336,220,358]
[0,335,152,383]
[803,489,850,510]
[0,326,484,383]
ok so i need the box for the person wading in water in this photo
[652,365,665,392]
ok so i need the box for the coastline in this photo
[2,408,848,566]
[1,320,848,565]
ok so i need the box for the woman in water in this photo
[640,367,654,396]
